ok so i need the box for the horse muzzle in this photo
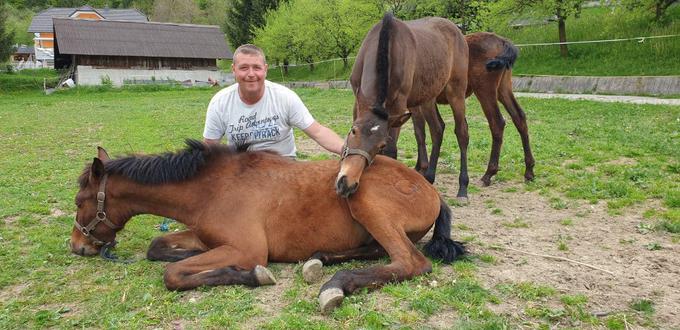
[335,174,359,198]
[70,240,100,257]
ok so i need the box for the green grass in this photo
[492,6,680,76]
[0,68,61,92]
[0,88,678,328]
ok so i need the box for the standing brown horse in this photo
[70,140,464,314]
[335,13,469,200]
[410,32,535,186]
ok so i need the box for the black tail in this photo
[485,38,519,72]
[373,12,393,118]
[423,197,466,264]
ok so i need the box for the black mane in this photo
[373,12,393,120]
[79,139,248,188]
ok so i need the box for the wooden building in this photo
[53,18,233,86]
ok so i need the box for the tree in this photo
[312,0,380,68]
[490,0,586,57]
[152,0,201,23]
[254,0,380,70]
[621,0,679,22]
[373,0,490,33]
[225,0,284,48]
[0,0,14,64]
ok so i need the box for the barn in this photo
[53,18,233,86]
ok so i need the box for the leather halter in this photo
[340,133,375,167]
[74,174,120,246]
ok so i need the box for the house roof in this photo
[14,45,35,54]
[53,18,233,59]
[28,7,148,33]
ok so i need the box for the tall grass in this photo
[492,6,680,76]
[0,69,61,92]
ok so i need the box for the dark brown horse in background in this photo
[70,140,464,314]
[410,32,535,186]
[335,13,470,200]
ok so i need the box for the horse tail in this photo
[485,37,519,72]
[374,12,393,113]
[423,197,466,264]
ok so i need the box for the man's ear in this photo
[97,146,110,162]
[89,158,105,182]
[389,112,412,128]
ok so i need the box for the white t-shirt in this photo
[203,80,315,157]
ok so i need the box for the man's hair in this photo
[233,44,267,64]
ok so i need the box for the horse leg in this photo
[476,87,506,187]
[445,83,470,201]
[422,100,445,184]
[318,227,431,314]
[147,229,208,262]
[302,243,386,283]
[163,244,275,291]
[384,126,402,159]
[412,107,429,174]
[498,70,535,182]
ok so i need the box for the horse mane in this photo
[372,12,393,120]
[78,139,250,188]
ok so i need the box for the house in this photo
[11,45,34,62]
[53,18,233,86]
[28,6,148,66]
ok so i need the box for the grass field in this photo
[0,87,678,328]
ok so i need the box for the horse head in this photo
[70,147,126,256]
[336,101,410,198]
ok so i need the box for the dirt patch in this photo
[605,157,638,166]
[434,174,680,328]
[0,283,28,302]
[2,215,19,225]
[50,208,67,218]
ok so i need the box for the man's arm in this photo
[302,121,344,155]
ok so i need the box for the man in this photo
[203,44,344,158]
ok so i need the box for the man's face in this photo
[232,53,267,95]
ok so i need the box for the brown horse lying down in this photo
[70,140,465,314]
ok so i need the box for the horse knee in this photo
[163,263,184,291]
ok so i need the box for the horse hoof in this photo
[254,265,277,286]
[319,287,344,315]
[302,259,323,284]
[480,177,492,187]
[456,196,469,205]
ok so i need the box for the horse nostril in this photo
[79,247,85,256]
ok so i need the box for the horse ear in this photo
[389,112,411,128]
[90,158,105,181]
[97,146,110,162]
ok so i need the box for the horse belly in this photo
[267,215,371,263]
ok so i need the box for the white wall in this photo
[76,66,234,87]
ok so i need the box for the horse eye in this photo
[351,127,357,135]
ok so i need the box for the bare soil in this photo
[435,174,680,328]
